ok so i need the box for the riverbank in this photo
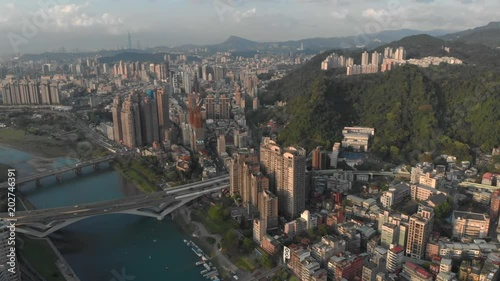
[0,128,72,158]
[0,128,110,161]
[173,205,249,280]
[112,161,158,193]
[20,236,67,281]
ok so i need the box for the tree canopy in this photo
[264,63,500,163]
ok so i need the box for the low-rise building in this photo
[261,234,279,255]
[419,172,442,189]
[341,127,374,152]
[482,173,499,186]
[411,184,441,201]
[362,261,380,281]
[380,183,410,209]
[401,262,433,281]
[310,235,346,267]
[327,254,364,281]
[452,211,490,239]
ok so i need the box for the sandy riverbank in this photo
[0,143,79,175]
[0,128,75,158]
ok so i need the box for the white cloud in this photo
[331,9,347,19]
[233,7,256,22]
[362,8,390,19]
[0,3,125,33]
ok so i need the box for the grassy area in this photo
[192,210,237,235]
[130,160,160,181]
[0,127,111,160]
[235,256,256,272]
[21,237,65,281]
[113,162,158,193]
[0,128,70,158]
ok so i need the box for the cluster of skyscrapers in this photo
[321,47,407,76]
[229,138,307,243]
[205,94,231,120]
[320,54,354,70]
[111,87,171,148]
[113,60,170,82]
[230,138,307,224]
[1,78,60,105]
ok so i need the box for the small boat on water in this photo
[165,267,168,270]
[196,261,205,266]
[203,270,218,278]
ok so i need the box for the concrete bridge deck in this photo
[0,155,116,189]
[0,175,230,237]
[311,169,411,178]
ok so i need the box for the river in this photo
[0,145,206,281]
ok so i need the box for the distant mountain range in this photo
[168,29,452,53]
[18,22,500,62]
[440,21,500,47]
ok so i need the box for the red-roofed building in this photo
[261,234,279,255]
[429,262,440,275]
[482,173,500,186]
[328,254,364,281]
[387,245,404,273]
[402,262,433,281]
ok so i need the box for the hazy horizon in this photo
[0,0,499,55]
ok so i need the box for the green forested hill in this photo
[269,64,500,163]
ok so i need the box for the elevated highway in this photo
[459,181,500,191]
[0,175,230,237]
[311,169,410,180]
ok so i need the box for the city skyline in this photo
[0,0,499,55]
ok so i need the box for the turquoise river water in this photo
[0,145,206,281]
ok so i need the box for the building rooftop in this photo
[427,193,448,206]
[365,261,378,269]
[405,262,432,279]
[390,245,404,254]
[393,182,410,191]
[453,211,489,221]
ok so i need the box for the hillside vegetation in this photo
[264,63,500,163]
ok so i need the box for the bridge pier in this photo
[55,173,63,183]
[35,179,42,187]
[74,167,83,176]
[93,163,100,171]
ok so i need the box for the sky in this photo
[0,0,498,55]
